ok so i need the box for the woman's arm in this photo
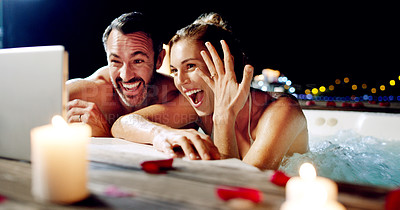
[243,96,309,170]
[198,40,254,159]
[111,94,220,160]
[212,109,240,159]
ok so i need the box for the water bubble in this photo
[279,130,400,188]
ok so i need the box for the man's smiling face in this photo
[106,30,155,108]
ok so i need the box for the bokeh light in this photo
[362,84,367,89]
[319,86,326,92]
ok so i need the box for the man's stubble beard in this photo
[112,71,155,109]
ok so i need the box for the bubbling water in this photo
[279,130,400,188]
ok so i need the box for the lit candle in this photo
[30,115,91,204]
[281,163,346,210]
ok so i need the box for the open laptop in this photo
[0,46,68,161]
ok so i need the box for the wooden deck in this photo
[0,138,389,209]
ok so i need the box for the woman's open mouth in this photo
[185,89,204,107]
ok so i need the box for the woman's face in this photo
[170,39,214,116]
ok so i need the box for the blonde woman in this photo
[112,13,308,170]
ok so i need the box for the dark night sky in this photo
[3,1,399,92]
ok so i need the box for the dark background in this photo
[2,0,399,94]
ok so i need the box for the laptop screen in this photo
[0,46,68,161]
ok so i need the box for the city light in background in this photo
[252,68,296,94]
[2,0,398,106]
[252,69,400,103]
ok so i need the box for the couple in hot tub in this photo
[66,12,308,170]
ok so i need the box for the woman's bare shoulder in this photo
[251,90,299,108]
[250,90,273,106]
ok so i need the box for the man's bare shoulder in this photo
[154,72,174,84]
[67,66,113,100]
[152,72,180,103]
[67,66,110,85]
[86,66,111,82]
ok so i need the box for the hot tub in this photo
[279,109,400,189]
[303,109,400,140]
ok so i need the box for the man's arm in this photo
[111,93,196,142]
[66,66,113,137]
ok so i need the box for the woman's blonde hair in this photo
[169,13,247,81]
[192,13,230,31]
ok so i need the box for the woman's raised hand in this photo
[197,40,254,117]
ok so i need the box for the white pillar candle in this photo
[281,163,346,210]
[31,116,91,204]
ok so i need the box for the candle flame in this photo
[299,163,316,180]
[52,115,69,129]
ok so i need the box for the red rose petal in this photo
[326,101,337,107]
[0,194,6,203]
[341,102,352,108]
[270,171,291,187]
[386,188,400,210]
[352,102,365,108]
[306,101,316,106]
[216,186,262,203]
[141,162,161,174]
[140,158,174,174]
[380,102,391,107]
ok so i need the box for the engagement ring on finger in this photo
[210,74,216,79]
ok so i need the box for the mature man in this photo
[68,12,219,160]
[67,12,194,136]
